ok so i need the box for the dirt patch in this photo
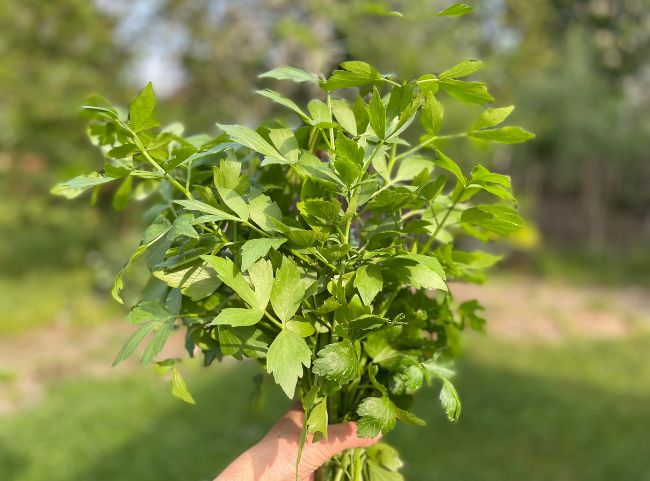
[0,321,187,414]
[451,277,650,341]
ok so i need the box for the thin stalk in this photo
[394,133,467,162]
[420,185,466,253]
[263,310,283,330]
[124,122,193,199]
[308,128,319,153]
[327,92,336,151]
[380,77,401,87]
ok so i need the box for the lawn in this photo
[1,332,649,481]
[0,270,120,335]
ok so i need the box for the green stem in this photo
[394,133,467,162]
[308,128,319,153]
[420,185,466,253]
[124,123,193,199]
[353,448,363,481]
[263,310,283,330]
[381,77,401,87]
[327,92,336,151]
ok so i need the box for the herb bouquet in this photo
[53,57,533,480]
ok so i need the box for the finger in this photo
[284,401,304,422]
[325,422,381,454]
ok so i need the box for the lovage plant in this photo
[54,55,533,479]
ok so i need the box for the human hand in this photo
[214,404,380,481]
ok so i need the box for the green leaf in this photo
[458,299,486,331]
[321,61,382,91]
[51,173,116,199]
[294,152,345,188]
[308,99,332,124]
[434,150,466,185]
[461,205,524,235]
[113,218,171,304]
[211,308,264,327]
[357,396,396,438]
[354,265,383,306]
[391,254,447,291]
[82,94,119,119]
[113,321,158,366]
[297,198,342,226]
[218,325,269,359]
[143,215,172,243]
[470,164,511,188]
[366,443,404,481]
[240,237,287,272]
[334,131,364,186]
[213,159,242,189]
[170,366,196,405]
[217,124,286,163]
[394,155,434,183]
[471,105,515,131]
[440,378,461,421]
[140,318,175,365]
[266,329,311,398]
[313,341,357,385]
[331,99,357,136]
[249,192,283,233]
[306,397,328,439]
[168,213,199,240]
[174,199,240,222]
[270,256,309,323]
[439,59,484,80]
[469,126,535,144]
[126,302,171,324]
[440,79,494,104]
[433,3,474,17]
[368,87,386,139]
[286,317,315,337]
[255,89,308,119]
[201,255,258,308]
[268,128,301,164]
[420,92,443,136]
[112,176,133,211]
[217,187,249,220]
[248,258,274,310]
[129,82,159,132]
[364,329,400,365]
[153,263,221,301]
[273,221,318,248]
[259,66,319,83]
[395,406,427,426]
[334,314,389,341]
[353,96,370,133]
[361,4,404,17]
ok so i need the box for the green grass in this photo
[0,270,120,334]
[1,334,649,481]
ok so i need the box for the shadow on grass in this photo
[3,349,649,481]
[0,439,26,479]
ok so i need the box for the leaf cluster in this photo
[53,56,532,467]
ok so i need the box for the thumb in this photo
[323,422,380,455]
[298,422,380,478]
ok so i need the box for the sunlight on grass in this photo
[0,270,120,334]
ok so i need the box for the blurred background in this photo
[1,1,649,480]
